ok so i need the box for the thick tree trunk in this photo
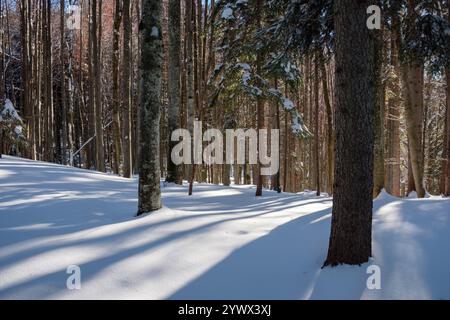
[324,0,374,266]
[137,0,163,214]
[402,0,425,198]
[166,0,182,184]
[402,61,425,198]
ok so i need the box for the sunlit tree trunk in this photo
[137,0,163,214]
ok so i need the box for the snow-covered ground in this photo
[0,155,449,299]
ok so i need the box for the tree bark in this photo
[445,1,450,197]
[91,0,105,172]
[314,54,321,196]
[324,0,374,266]
[137,0,163,214]
[112,0,123,175]
[60,0,68,164]
[255,0,263,197]
[319,54,334,195]
[373,18,384,198]
[445,68,450,196]
[402,0,425,198]
[386,4,401,196]
[166,0,182,184]
[122,0,132,177]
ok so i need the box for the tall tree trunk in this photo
[60,0,68,164]
[44,0,54,162]
[444,1,450,197]
[319,54,334,195]
[314,54,320,196]
[272,78,281,192]
[445,64,450,196]
[0,0,4,157]
[254,0,263,197]
[92,0,105,172]
[122,0,132,177]
[166,0,182,184]
[324,0,374,266]
[112,0,122,175]
[386,4,401,196]
[137,0,163,214]
[186,0,195,188]
[402,0,425,198]
[86,0,95,169]
[373,17,384,197]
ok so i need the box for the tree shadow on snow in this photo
[169,207,369,300]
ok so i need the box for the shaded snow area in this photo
[1,156,449,299]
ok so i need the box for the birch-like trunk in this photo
[137,0,163,214]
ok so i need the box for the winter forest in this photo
[0,0,450,300]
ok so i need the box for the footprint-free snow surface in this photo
[1,156,449,299]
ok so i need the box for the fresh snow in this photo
[282,97,295,110]
[0,156,450,299]
[0,99,21,122]
[221,6,234,21]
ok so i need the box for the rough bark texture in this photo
[166,0,182,184]
[137,0,163,214]
[324,0,374,267]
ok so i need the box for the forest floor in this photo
[0,155,449,299]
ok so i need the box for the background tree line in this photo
[0,0,449,200]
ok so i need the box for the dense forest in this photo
[0,0,449,267]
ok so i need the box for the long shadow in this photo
[0,168,329,268]
[168,206,369,300]
[0,200,331,298]
[1,156,339,299]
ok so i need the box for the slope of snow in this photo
[0,156,449,299]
